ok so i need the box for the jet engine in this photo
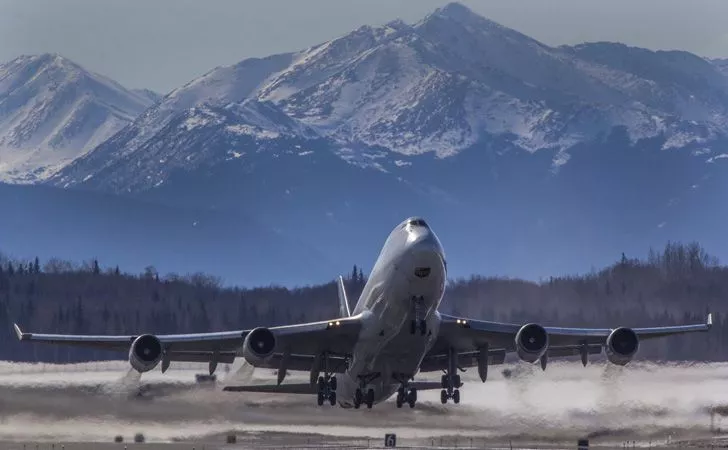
[515,323,549,363]
[242,327,276,365]
[129,334,163,373]
[606,327,639,365]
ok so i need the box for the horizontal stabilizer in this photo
[223,383,316,394]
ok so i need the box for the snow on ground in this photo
[0,359,726,444]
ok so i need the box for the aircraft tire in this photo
[440,389,447,404]
[317,392,324,406]
[329,391,337,406]
[453,389,460,404]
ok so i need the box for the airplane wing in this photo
[427,312,712,363]
[13,314,363,368]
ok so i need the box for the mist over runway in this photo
[0,360,726,445]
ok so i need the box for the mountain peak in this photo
[437,2,479,21]
[0,53,156,184]
[12,53,81,72]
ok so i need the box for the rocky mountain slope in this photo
[0,54,155,183]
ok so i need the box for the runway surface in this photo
[0,359,727,448]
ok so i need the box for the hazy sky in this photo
[2,0,727,93]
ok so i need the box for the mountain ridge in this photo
[49,2,728,193]
[0,53,155,183]
[2,3,728,285]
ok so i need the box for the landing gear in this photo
[440,347,462,405]
[354,388,363,409]
[315,352,337,407]
[410,296,427,335]
[354,373,380,409]
[355,388,374,409]
[316,374,337,406]
[395,386,418,408]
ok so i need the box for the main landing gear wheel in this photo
[408,388,417,408]
[354,389,363,409]
[396,386,418,408]
[440,347,462,405]
[315,353,338,407]
[366,388,375,409]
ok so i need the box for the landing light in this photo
[335,321,340,326]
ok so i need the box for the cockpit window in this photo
[406,218,428,228]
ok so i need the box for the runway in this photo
[0,359,727,448]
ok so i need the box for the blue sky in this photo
[2,0,727,93]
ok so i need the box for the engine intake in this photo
[242,327,276,365]
[606,327,639,365]
[515,323,549,363]
[129,334,163,373]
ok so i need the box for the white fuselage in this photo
[337,218,447,407]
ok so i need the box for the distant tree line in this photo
[0,242,725,363]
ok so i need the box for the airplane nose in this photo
[407,229,440,253]
[406,229,445,275]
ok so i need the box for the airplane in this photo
[13,217,713,409]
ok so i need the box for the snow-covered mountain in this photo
[0,54,155,183]
[2,2,725,285]
[52,2,728,193]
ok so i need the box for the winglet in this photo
[13,323,27,341]
[337,275,351,317]
[707,313,713,328]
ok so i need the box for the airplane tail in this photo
[337,275,352,317]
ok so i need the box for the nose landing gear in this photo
[396,386,417,408]
[410,296,427,335]
[353,373,380,409]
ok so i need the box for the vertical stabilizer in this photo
[337,275,352,317]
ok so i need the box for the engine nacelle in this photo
[515,323,549,363]
[606,327,639,365]
[242,327,276,366]
[128,334,163,373]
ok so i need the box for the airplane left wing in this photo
[13,314,363,371]
[426,312,712,369]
